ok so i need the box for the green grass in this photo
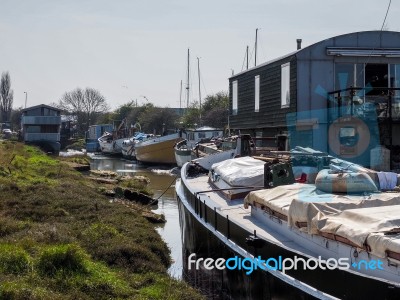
[0,244,31,275]
[0,141,204,299]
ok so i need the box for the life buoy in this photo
[315,169,378,193]
[328,116,370,159]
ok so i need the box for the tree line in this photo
[1,72,229,136]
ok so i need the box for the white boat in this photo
[121,132,153,160]
[174,127,224,167]
[98,119,131,155]
[98,132,126,155]
[134,132,183,164]
[175,131,252,168]
[176,146,400,299]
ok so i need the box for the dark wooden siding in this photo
[229,55,297,132]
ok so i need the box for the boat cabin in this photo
[183,126,223,143]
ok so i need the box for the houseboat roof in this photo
[229,30,400,79]
[22,104,61,112]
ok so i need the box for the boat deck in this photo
[183,173,322,258]
[180,162,400,284]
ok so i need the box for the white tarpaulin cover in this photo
[244,183,400,234]
[315,205,400,258]
[288,192,400,233]
[212,156,265,187]
[244,184,315,214]
[245,184,400,257]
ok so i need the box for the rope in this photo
[357,0,392,79]
[134,175,178,213]
[380,0,392,31]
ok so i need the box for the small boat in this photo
[174,127,223,167]
[134,132,183,164]
[121,132,153,160]
[176,146,400,299]
[98,119,130,155]
[98,132,126,155]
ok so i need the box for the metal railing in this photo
[21,116,61,125]
[24,133,60,142]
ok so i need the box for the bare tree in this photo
[84,88,109,121]
[59,88,85,113]
[58,87,109,135]
[0,72,14,122]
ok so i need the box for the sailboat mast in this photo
[255,28,258,67]
[197,57,201,125]
[179,80,183,115]
[186,48,190,108]
[246,45,249,70]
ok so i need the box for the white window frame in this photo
[232,80,238,115]
[281,63,290,108]
[255,75,260,112]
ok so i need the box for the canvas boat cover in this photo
[212,156,265,187]
[315,205,400,258]
[244,184,400,258]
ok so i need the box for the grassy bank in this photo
[0,141,203,299]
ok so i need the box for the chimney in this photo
[296,39,302,50]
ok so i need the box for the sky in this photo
[0,0,399,110]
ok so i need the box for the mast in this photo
[246,45,249,70]
[197,57,202,125]
[179,80,183,115]
[186,48,190,108]
[255,28,258,67]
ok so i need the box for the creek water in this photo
[89,155,183,278]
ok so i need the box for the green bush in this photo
[28,155,58,167]
[74,261,133,298]
[0,244,31,274]
[11,155,27,170]
[0,282,59,300]
[36,244,88,276]
[93,243,165,273]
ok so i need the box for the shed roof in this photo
[21,104,61,112]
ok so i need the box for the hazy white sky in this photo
[0,0,398,110]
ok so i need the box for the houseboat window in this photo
[43,108,58,116]
[232,80,238,115]
[281,63,290,108]
[334,63,354,90]
[355,64,365,88]
[255,75,260,112]
[390,64,400,118]
[41,125,59,133]
[26,126,41,133]
[365,64,388,95]
[25,108,42,116]
[389,64,400,89]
